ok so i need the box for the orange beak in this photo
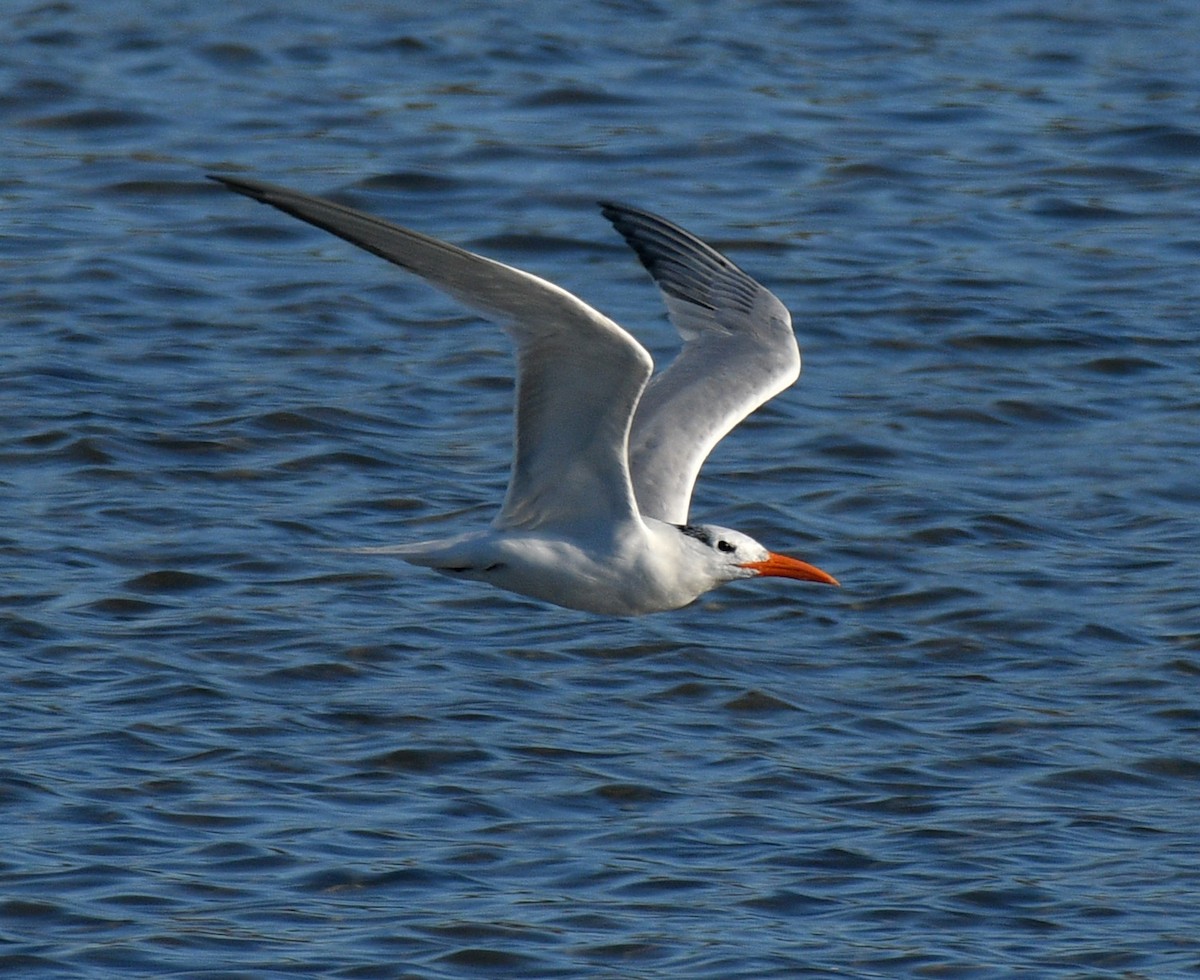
[741,552,840,587]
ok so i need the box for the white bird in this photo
[211,175,838,615]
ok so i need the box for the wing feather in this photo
[598,202,801,524]
[212,176,653,537]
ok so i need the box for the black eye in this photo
[717,539,736,554]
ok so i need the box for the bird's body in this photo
[212,175,838,615]
[367,522,693,617]
[362,521,783,616]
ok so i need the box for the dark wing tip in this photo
[207,173,278,202]
[598,200,757,313]
[208,172,247,191]
[597,200,696,243]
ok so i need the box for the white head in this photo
[675,523,839,592]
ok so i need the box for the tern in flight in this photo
[211,175,838,615]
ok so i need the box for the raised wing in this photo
[599,202,800,525]
[213,176,653,537]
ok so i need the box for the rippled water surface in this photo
[5,1,1200,976]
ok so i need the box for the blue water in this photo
[4,0,1200,976]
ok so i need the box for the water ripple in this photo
[4,0,1200,976]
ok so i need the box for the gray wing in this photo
[213,176,654,537]
[599,202,800,525]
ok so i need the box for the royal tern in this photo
[211,175,838,615]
